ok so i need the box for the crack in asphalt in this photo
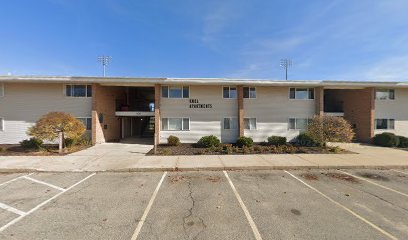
[182,179,207,240]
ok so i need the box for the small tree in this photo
[28,112,86,153]
[306,115,355,146]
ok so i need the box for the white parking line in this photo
[131,171,167,240]
[0,173,33,187]
[337,170,408,198]
[285,170,397,240]
[391,169,408,175]
[22,176,65,192]
[223,171,263,240]
[0,172,96,232]
[0,202,26,216]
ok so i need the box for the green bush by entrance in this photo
[397,136,408,148]
[267,136,287,146]
[197,135,220,148]
[373,132,399,147]
[167,135,180,146]
[236,136,254,147]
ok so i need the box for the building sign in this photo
[189,99,212,109]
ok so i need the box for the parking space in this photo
[0,169,407,239]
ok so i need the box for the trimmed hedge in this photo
[167,135,180,146]
[197,135,220,148]
[236,136,254,148]
[267,136,287,146]
[20,138,43,150]
[373,132,399,147]
[296,133,320,147]
[397,136,408,148]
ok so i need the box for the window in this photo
[223,87,237,99]
[289,118,309,130]
[375,89,395,100]
[375,119,395,130]
[289,88,314,100]
[77,117,92,130]
[161,118,190,131]
[65,85,92,97]
[243,87,256,98]
[244,118,256,130]
[161,86,189,98]
[223,117,238,130]
[0,118,3,131]
[0,83,4,97]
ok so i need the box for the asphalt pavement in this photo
[0,169,407,240]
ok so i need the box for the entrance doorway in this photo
[120,116,155,143]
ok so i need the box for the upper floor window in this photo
[244,118,257,130]
[289,118,309,130]
[289,88,314,100]
[77,117,92,130]
[375,119,395,130]
[223,86,237,99]
[162,118,190,131]
[243,87,256,99]
[0,117,4,131]
[0,83,4,97]
[65,85,92,97]
[375,89,395,100]
[162,86,189,98]
[223,117,238,130]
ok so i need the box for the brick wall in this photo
[92,84,126,144]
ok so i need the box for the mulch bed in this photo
[148,143,351,156]
[0,144,90,156]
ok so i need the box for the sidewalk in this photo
[0,143,407,172]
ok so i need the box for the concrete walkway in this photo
[0,143,407,172]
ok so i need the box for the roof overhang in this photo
[0,76,408,88]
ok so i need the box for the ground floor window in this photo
[244,118,257,130]
[375,119,395,130]
[0,117,4,131]
[289,118,309,130]
[224,117,238,130]
[162,118,190,131]
[77,117,92,130]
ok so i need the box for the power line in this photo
[97,55,112,77]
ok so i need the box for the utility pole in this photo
[97,55,112,77]
[280,59,292,80]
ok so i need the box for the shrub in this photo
[267,136,287,146]
[306,115,355,146]
[167,135,180,146]
[236,136,254,148]
[296,133,319,147]
[20,138,43,150]
[64,138,78,148]
[0,147,5,152]
[373,132,399,147]
[197,135,220,148]
[398,136,408,148]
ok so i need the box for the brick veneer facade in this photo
[315,87,324,116]
[91,84,126,144]
[154,84,161,145]
[237,85,244,137]
[325,88,375,142]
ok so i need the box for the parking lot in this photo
[0,168,407,240]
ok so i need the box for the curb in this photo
[0,165,407,173]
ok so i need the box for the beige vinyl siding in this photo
[0,83,92,144]
[375,88,408,137]
[244,86,315,142]
[160,85,238,143]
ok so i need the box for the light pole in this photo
[280,59,292,80]
[97,55,112,77]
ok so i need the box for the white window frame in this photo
[289,88,314,100]
[77,117,92,131]
[243,87,256,99]
[223,86,237,99]
[161,117,190,131]
[64,84,92,98]
[223,117,238,130]
[375,119,395,130]
[0,117,4,131]
[375,89,395,100]
[244,118,257,130]
[161,86,190,99]
[288,118,309,130]
[0,83,4,97]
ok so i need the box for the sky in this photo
[1,0,408,81]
